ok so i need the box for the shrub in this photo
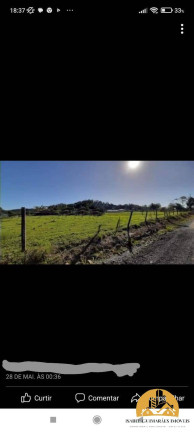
[22,249,47,265]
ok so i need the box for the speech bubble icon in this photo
[75,393,86,403]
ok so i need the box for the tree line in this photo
[0,196,194,217]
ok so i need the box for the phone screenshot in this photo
[1,0,192,426]
[4,1,190,40]
[0,160,193,430]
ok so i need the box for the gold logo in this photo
[136,389,179,417]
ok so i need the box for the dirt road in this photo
[100,219,194,265]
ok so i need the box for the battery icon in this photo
[160,7,173,13]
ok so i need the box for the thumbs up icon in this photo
[21,393,31,403]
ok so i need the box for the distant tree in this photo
[174,203,184,213]
[149,203,161,220]
[168,203,176,214]
[155,203,161,210]
[174,196,187,208]
[34,206,43,212]
[187,196,194,210]
[149,203,153,211]
[180,196,187,207]
[149,203,161,212]
[142,205,148,213]
[8,211,14,217]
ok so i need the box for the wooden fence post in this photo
[127,211,133,245]
[21,207,26,252]
[115,217,120,234]
[145,211,148,224]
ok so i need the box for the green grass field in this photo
[0,211,181,263]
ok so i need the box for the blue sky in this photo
[1,161,194,209]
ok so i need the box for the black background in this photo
[3,1,191,40]
[0,266,192,407]
[1,0,193,410]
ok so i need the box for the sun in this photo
[128,161,140,169]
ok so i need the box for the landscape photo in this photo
[0,160,194,265]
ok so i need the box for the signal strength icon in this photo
[150,7,159,13]
[139,8,148,14]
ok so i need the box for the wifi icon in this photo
[139,8,148,14]
[150,7,159,13]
